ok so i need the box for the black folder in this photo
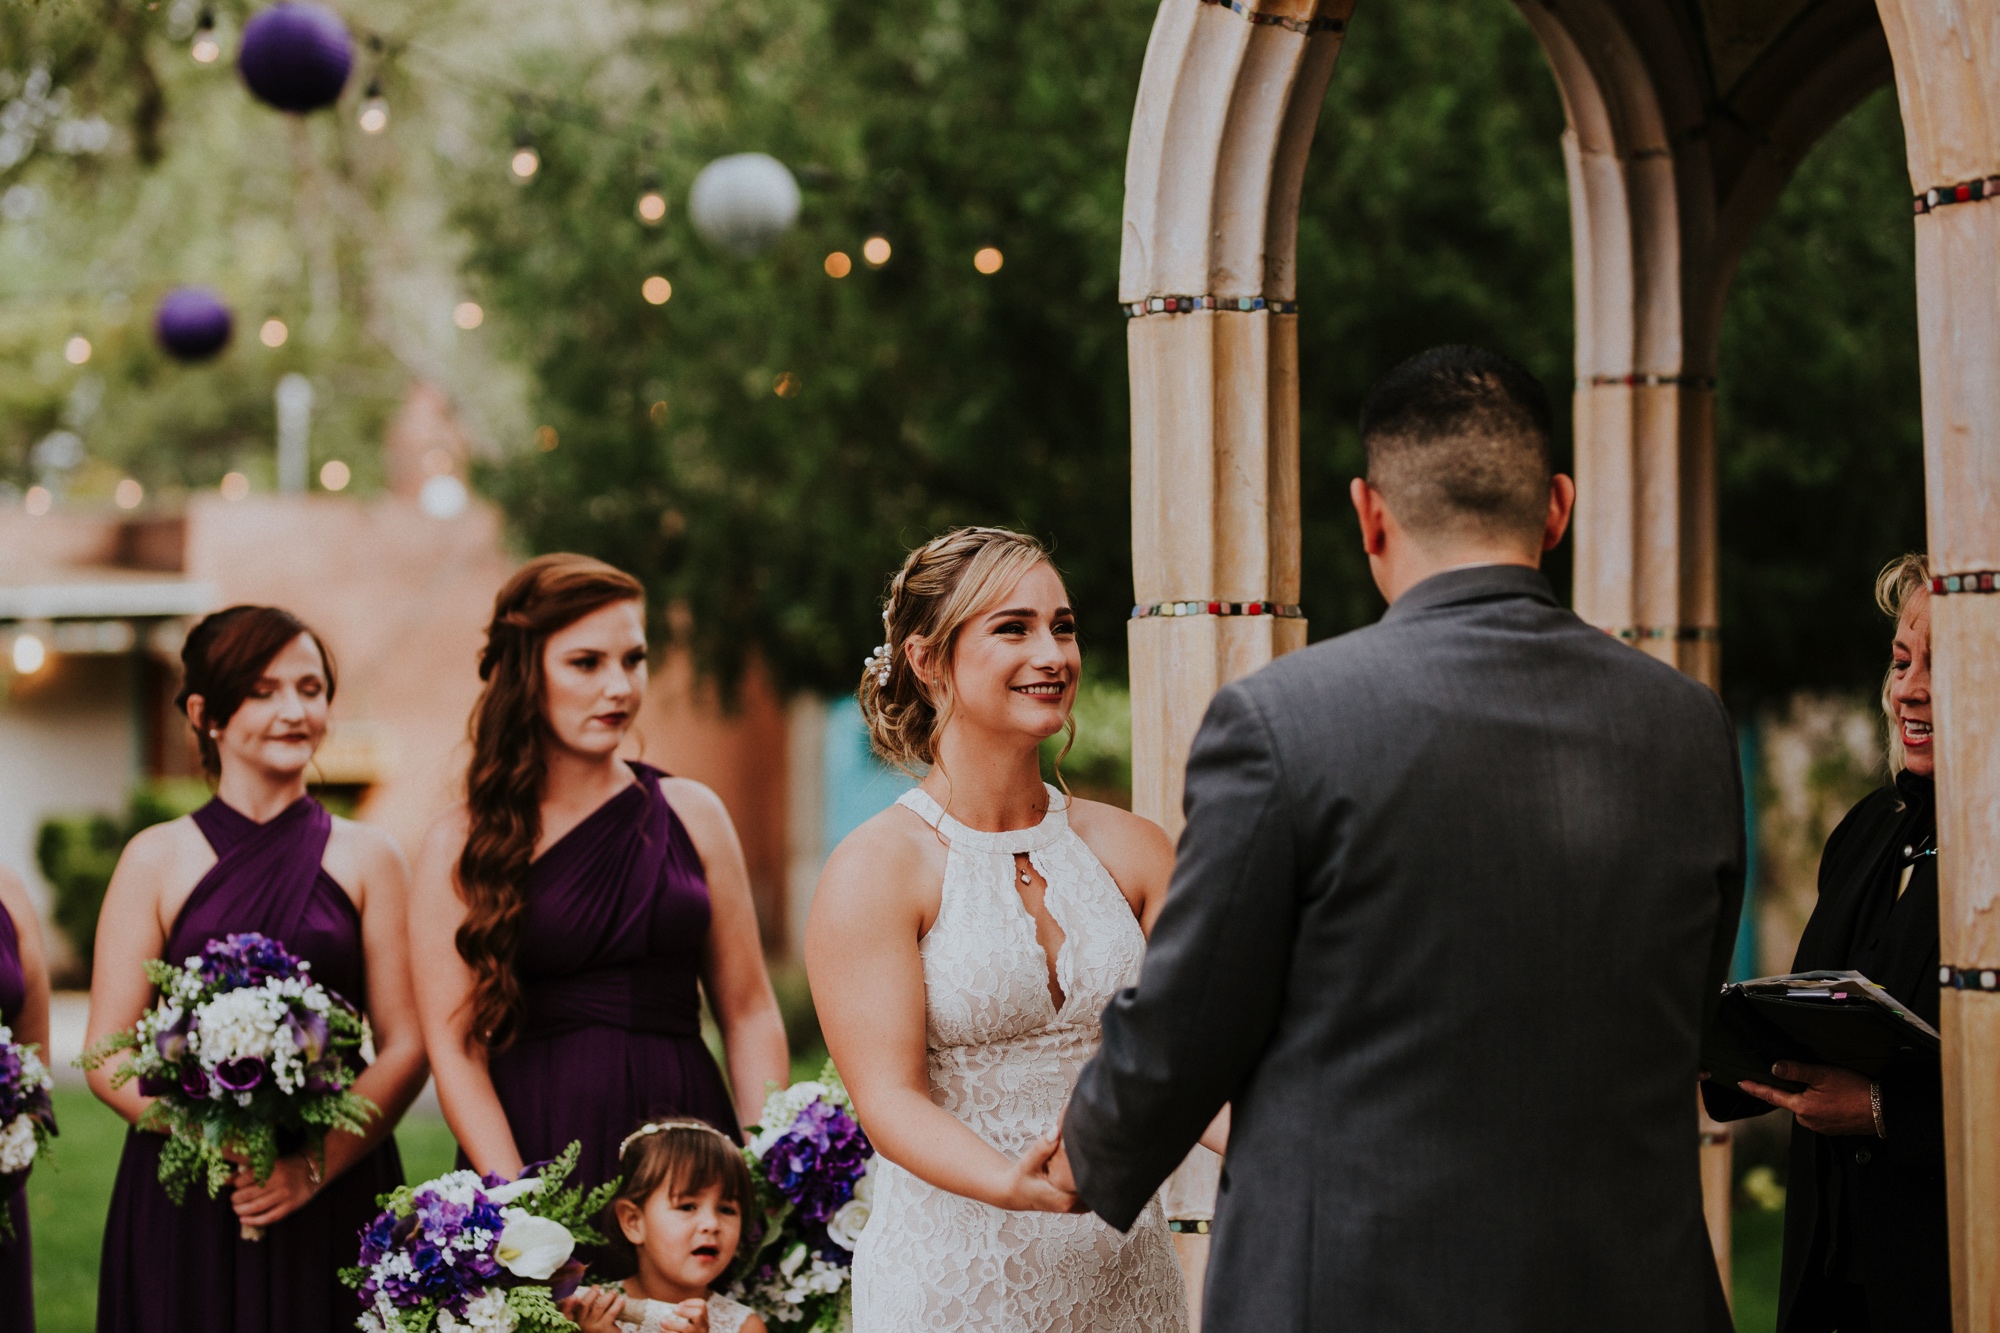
[1702,970,1940,1094]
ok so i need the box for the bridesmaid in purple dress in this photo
[84,607,430,1333]
[0,865,53,1329]
[410,554,788,1192]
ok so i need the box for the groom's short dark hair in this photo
[1358,345,1555,548]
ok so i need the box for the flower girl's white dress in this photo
[849,787,1188,1332]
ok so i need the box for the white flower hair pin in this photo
[863,605,893,687]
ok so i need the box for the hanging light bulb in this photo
[358,79,389,134]
[510,132,540,181]
[191,9,221,63]
[637,170,667,224]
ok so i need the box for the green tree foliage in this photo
[0,0,519,504]
[1716,87,1923,704]
[460,0,1154,694]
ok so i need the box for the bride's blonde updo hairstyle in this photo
[860,526,1062,773]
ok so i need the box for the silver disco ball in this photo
[688,153,801,257]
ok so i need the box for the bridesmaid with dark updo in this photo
[409,553,788,1191]
[0,863,52,1329]
[85,606,429,1333]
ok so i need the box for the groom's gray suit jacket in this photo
[1064,565,1743,1331]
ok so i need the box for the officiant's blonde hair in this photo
[862,526,1064,773]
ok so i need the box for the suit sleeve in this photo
[1062,681,1299,1231]
[1697,690,1753,1122]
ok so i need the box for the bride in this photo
[806,527,1192,1332]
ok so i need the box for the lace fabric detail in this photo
[850,786,1189,1332]
[615,1294,752,1333]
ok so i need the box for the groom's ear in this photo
[1350,478,1391,556]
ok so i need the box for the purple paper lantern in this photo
[154,287,234,362]
[236,3,353,114]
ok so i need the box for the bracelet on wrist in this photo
[1870,1081,1888,1139]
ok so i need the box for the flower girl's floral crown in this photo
[618,1117,738,1159]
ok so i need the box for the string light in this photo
[259,318,288,347]
[319,459,351,490]
[12,633,46,675]
[862,235,891,267]
[63,335,91,364]
[535,425,559,451]
[192,10,220,64]
[774,372,801,399]
[642,275,672,305]
[23,486,51,516]
[824,251,852,278]
[113,478,144,510]
[649,400,669,424]
[510,144,540,180]
[221,471,251,500]
[637,173,667,224]
[453,301,484,329]
[358,81,389,133]
[974,246,1004,274]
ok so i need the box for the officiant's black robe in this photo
[1703,771,1949,1333]
[1064,565,1744,1332]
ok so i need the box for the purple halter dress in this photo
[0,906,33,1330]
[477,762,739,1193]
[96,796,404,1333]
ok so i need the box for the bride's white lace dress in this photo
[849,786,1189,1332]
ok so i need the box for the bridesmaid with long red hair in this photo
[410,554,788,1189]
[0,863,51,1329]
[86,605,429,1332]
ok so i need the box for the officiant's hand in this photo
[1000,1134,1086,1213]
[1736,1061,1877,1137]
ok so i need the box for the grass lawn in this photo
[25,1082,1788,1331]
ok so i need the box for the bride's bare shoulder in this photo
[812,800,945,917]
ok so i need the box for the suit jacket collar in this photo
[1381,563,1559,623]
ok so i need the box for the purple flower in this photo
[213,1058,266,1094]
[197,932,307,989]
[286,1010,329,1063]
[763,1101,873,1224]
[358,1183,510,1314]
[179,1066,211,1100]
[154,1014,192,1064]
[549,1259,588,1302]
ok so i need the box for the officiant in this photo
[1703,553,1947,1333]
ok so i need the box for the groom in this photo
[1057,346,1744,1330]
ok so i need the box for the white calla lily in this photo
[494,1208,573,1280]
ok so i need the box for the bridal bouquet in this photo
[729,1066,876,1331]
[0,1023,55,1240]
[344,1141,613,1333]
[79,931,375,1234]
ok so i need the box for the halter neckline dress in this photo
[96,794,405,1333]
[848,784,1187,1331]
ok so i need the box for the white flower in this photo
[779,1241,808,1279]
[494,1208,573,1279]
[850,1155,875,1207]
[748,1082,830,1156]
[422,1170,488,1207]
[825,1196,870,1252]
[0,1114,38,1174]
[483,1176,544,1206]
[438,1288,517,1333]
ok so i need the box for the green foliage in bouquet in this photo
[79,935,378,1205]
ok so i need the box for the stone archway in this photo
[1121,0,1999,1316]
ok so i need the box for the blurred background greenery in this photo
[1,0,1919,706]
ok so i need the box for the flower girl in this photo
[559,1120,767,1333]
